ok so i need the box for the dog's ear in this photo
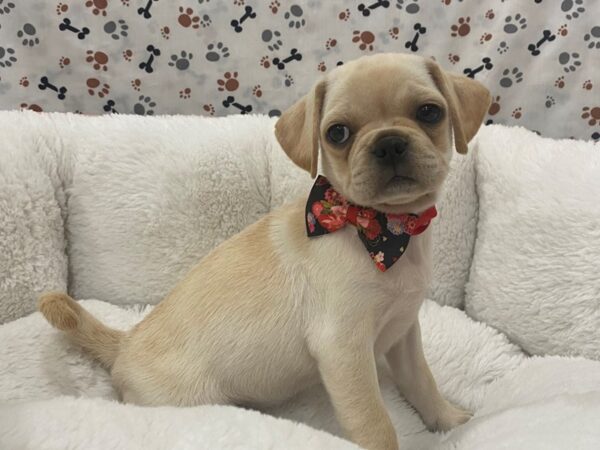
[275,80,326,178]
[427,61,491,154]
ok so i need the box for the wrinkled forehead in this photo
[322,55,443,121]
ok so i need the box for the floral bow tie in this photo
[305,175,437,272]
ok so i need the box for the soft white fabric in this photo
[0,115,68,324]
[0,111,478,314]
[466,125,600,360]
[0,299,526,449]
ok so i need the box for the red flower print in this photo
[356,209,381,240]
[307,212,316,233]
[324,187,346,205]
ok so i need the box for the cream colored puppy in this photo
[40,53,490,450]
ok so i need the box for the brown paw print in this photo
[352,31,375,51]
[161,26,170,39]
[19,76,29,87]
[557,24,568,37]
[451,17,471,37]
[325,38,337,50]
[317,62,326,72]
[203,104,215,116]
[56,2,68,15]
[555,76,565,89]
[20,103,43,112]
[259,56,270,68]
[123,49,133,62]
[485,9,494,19]
[389,27,400,40]
[448,53,460,65]
[581,106,600,126]
[583,80,593,90]
[217,72,239,92]
[86,78,110,98]
[86,50,109,71]
[269,0,280,14]
[480,33,492,43]
[252,85,262,97]
[85,0,108,16]
[339,8,350,21]
[178,7,200,29]
[511,107,522,119]
[131,78,141,91]
[179,87,191,99]
[488,96,501,115]
[59,56,70,68]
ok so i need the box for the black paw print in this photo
[0,0,15,15]
[168,51,193,70]
[545,96,556,108]
[284,4,305,28]
[561,0,585,20]
[0,46,17,68]
[499,67,523,87]
[104,19,129,40]
[133,95,156,115]
[583,26,600,49]
[17,23,39,47]
[497,41,509,54]
[206,42,230,62]
[558,51,581,72]
[396,0,419,14]
[262,29,283,51]
[503,14,527,33]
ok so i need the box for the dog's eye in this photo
[416,104,442,124]
[326,124,351,145]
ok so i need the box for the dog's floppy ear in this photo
[427,61,491,154]
[275,80,326,178]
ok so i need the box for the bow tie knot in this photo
[306,176,437,272]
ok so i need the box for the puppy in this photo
[40,53,490,450]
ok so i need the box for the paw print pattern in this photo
[562,0,585,20]
[325,38,337,50]
[85,0,108,16]
[252,85,262,97]
[511,107,522,119]
[206,42,230,62]
[56,3,69,15]
[504,14,527,34]
[447,53,460,64]
[338,8,350,21]
[499,67,523,87]
[203,104,215,116]
[284,74,294,87]
[555,76,566,88]
[581,106,600,126]
[0,1,15,15]
[104,20,129,40]
[480,33,492,44]
[86,51,109,71]
[134,95,156,115]
[217,72,239,91]
[19,76,29,87]
[179,87,191,99]
[169,51,193,70]
[488,95,501,115]
[17,24,40,47]
[583,26,600,49]
[396,0,420,14]
[262,30,283,51]
[284,5,305,29]
[269,1,280,14]
[497,41,509,54]
[86,78,110,97]
[59,56,70,68]
[178,7,201,29]
[317,61,326,72]
[558,51,581,72]
[352,30,375,51]
[0,46,17,68]
[451,17,471,37]
[582,80,593,90]
[545,95,555,108]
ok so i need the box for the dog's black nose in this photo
[372,136,408,163]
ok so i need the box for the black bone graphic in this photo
[527,29,556,56]
[222,96,252,114]
[138,44,160,73]
[463,57,493,78]
[58,18,90,40]
[272,48,302,70]
[357,0,390,17]
[103,99,118,114]
[231,6,256,33]
[404,23,426,52]
[38,76,67,100]
[137,0,157,19]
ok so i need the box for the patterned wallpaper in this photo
[0,0,598,141]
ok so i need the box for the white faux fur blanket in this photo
[2,300,599,449]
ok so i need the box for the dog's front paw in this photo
[425,402,472,432]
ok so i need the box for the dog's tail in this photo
[38,292,125,369]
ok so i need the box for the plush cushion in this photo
[0,112,68,323]
[466,125,600,359]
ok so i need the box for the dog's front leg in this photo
[386,320,471,432]
[314,329,398,450]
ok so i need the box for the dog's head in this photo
[275,53,491,213]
